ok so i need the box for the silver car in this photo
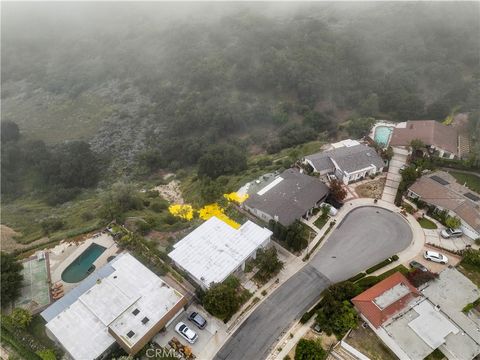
[441,228,463,239]
[424,250,448,264]
[175,322,198,344]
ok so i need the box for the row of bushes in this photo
[356,265,409,290]
[347,272,367,282]
[431,157,480,171]
[365,255,399,274]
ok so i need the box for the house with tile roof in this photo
[303,140,385,184]
[352,272,421,328]
[407,171,480,239]
[390,120,458,158]
[353,269,480,360]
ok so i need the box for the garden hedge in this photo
[365,255,399,274]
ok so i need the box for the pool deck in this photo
[49,233,120,293]
[370,120,397,148]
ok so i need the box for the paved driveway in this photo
[214,207,412,360]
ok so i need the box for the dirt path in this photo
[152,180,184,204]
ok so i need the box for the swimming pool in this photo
[61,243,106,283]
[374,126,394,147]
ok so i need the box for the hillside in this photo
[2,2,479,170]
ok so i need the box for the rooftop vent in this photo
[142,317,149,325]
[132,309,140,316]
[127,330,135,338]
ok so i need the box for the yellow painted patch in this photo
[198,203,241,229]
[168,204,194,220]
[224,192,249,204]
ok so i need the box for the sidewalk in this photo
[267,317,316,360]
[381,147,408,203]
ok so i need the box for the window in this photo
[127,331,135,338]
[142,317,149,324]
[132,309,140,316]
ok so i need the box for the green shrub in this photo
[347,272,366,282]
[365,256,398,274]
[150,199,169,212]
[294,338,326,360]
[40,218,64,234]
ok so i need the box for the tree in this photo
[407,270,438,287]
[316,297,358,338]
[303,111,332,132]
[358,94,379,117]
[445,216,461,229]
[0,252,24,306]
[294,339,326,360]
[100,182,143,221]
[410,139,425,152]
[41,141,99,189]
[9,308,32,329]
[203,276,242,321]
[382,146,394,161]
[345,117,375,139]
[1,121,20,142]
[200,177,225,204]
[198,144,247,179]
[329,180,347,202]
[255,247,284,282]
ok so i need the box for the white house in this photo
[303,140,385,184]
[168,216,272,289]
[41,253,186,359]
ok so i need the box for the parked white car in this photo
[175,322,198,344]
[424,250,448,264]
[441,228,463,239]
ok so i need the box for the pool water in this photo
[61,243,106,283]
[374,126,394,147]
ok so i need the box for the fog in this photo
[1,1,479,193]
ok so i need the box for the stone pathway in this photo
[381,147,408,203]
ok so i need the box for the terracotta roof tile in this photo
[352,272,420,328]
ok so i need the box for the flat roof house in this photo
[168,216,272,289]
[390,120,458,159]
[353,270,480,360]
[303,140,385,184]
[243,168,330,227]
[41,253,186,359]
[407,171,480,239]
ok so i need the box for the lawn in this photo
[1,191,103,246]
[417,217,437,229]
[449,171,480,194]
[345,322,397,360]
[314,215,329,229]
[458,264,480,288]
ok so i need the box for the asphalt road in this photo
[214,206,412,360]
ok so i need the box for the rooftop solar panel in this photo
[465,192,480,202]
[430,175,449,186]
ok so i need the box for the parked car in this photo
[409,260,428,272]
[175,322,198,344]
[424,251,448,264]
[441,228,463,239]
[188,312,207,329]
